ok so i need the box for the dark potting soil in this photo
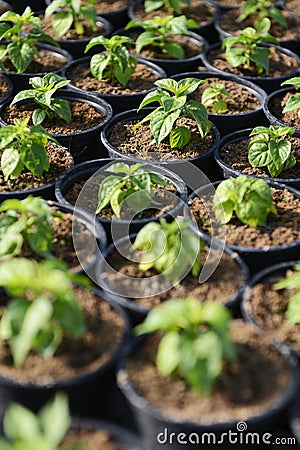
[3,101,105,135]
[206,46,299,79]
[0,288,125,384]
[191,77,261,114]
[126,321,292,423]
[189,187,300,248]
[132,0,216,25]
[247,269,300,351]
[218,7,300,42]
[0,143,72,192]
[0,76,10,100]
[219,136,300,180]
[95,0,130,14]
[60,428,122,450]
[268,90,300,130]
[66,62,162,96]
[0,50,68,73]
[104,248,245,308]
[108,118,216,161]
[65,176,180,221]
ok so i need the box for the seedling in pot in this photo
[0,7,58,73]
[201,81,234,114]
[281,77,300,117]
[45,0,97,37]
[125,15,199,60]
[0,392,83,450]
[273,265,300,325]
[85,35,138,87]
[0,257,89,367]
[144,0,191,14]
[248,125,296,177]
[222,19,278,75]
[0,196,62,260]
[96,162,171,218]
[0,117,59,180]
[213,175,277,226]
[135,77,211,148]
[236,0,287,30]
[135,297,237,395]
[132,217,202,283]
[10,72,72,126]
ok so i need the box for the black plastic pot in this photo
[214,128,300,189]
[127,0,220,45]
[202,42,300,94]
[172,71,267,137]
[112,27,208,76]
[96,2,130,32]
[47,200,107,276]
[117,325,299,450]
[6,0,45,13]
[0,73,13,106]
[186,179,300,273]
[0,147,73,202]
[264,87,300,137]
[0,90,113,163]
[100,108,221,180]
[241,260,300,360]
[2,43,73,94]
[97,233,249,325]
[63,56,167,114]
[0,288,130,422]
[55,158,188,244]
[282,0,300,21]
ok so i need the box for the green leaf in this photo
[4,403,40,441]
[50,98,72,123]
[90,52,110,81]
[20,142,49,179]
[150,109,181,145]
[32,108,47,125]
[8,42,34,73]
[135,31,158,54]
[145,0,164,12]
[1,148,22,180]
[164,40,184,59]
[250,46,270,74]
[39,392,70,447]
[248,141,272,167]
[282,94,300,113]
[157,332,181,376]
[52,296,86,337]
[96,176,125,213]
[169,125,191,148]
[52,11,74,37]
[110,187,126,218]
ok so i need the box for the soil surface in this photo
[219,136,300,180]
[66,61,162,96]
[285,0,300,16]
[189,187,300,248]
[0,288,125,384]
[0,50,68,74]
[3,101,105,135]
[246,268,300,351]
[95,0,130,14]
[131,0,216,25]
[107,117,216,161]
[206,45,299,79]
[267,90,300,131]
[60,428,122,450]
[191,77,261,114]
[0,75,10,101]
[104,247,245,308]
[125,321,292,423]
[0,143,72,192]
[218,7,300,42]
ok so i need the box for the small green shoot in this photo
[281,77,300,117]
[10,73,72,126]
[144,0,191,14]
[213,175,277,226]
[248,125,296,177]
[201,82,233,114]
[274,265,300,325]
[135,297,237,395]
[136,77,211,148]
[237,0,287,29]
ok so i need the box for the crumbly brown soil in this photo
[3,101,105,135]
[218,7,300,42]
[66,61,162,95]
[125,321,292,424]
[107,117,216,161]
[191,77,261,114]
[95,0,130,14]
[285,0,300,16]
[104,248,245,308]
[0,51,68,74]
[189,187,300,248]
[64,174,180,221]
[0,288,125,384]
[206,45,299,78]
[267,90,300,130]
[132,0,216,25]
[219,136,300,180]
[0,75,10,101]
[210,0,247,6]
[0,144,72,192]
[60,428,122,450]
[247,268,300,351]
